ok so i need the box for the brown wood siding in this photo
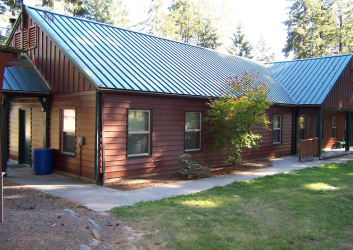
[103,94,294,179]
[323,58,353,109]
[8,14,94,94]
[50,91,96,179]
[322,109,346,149]
[8,98,44,163]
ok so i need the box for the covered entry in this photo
[1,56,50,172]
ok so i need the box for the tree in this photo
[255,34,276,62]
[111,0,130,28]
[283,0,353,59]
[329,0,353,54]
[158,0,224,49]
[205,71,272,164]
[83,0,116,23]
[145,0,164,36]
[1,0,22,16]
[228,23,253,59]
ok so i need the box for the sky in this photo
[123,0,293,61]
[19,0,293,61]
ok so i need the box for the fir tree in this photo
[255,35,276,62]
[228,23,253,59]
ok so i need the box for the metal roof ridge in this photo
[265,66,296,104]
[25,5,259,60]
[269,53,353,64]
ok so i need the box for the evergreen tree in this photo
[329,0,353,54]
[112,0,130,28]
[83,0,115,23]
[255,34,276,62]
[283,0,353,58]
[228,23,253,59]
[145,0,164,36]
[158,0,223,49]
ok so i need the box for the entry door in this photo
[19,109,31,165]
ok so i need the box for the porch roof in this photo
[267,54,353,105]
[2,56,51,94]
[23,5,295,104]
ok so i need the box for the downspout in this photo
[100,93,106,186]
[94,90,99,181]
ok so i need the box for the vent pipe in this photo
[9,18,16,28]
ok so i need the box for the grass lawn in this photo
[112,162,353,249]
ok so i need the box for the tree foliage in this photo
[205,71,272,164]
[228,23,253,59]
[283,0,353,59]
[255,34,276,62]
[146,0,227,49]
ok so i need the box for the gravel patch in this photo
[0,180,164,249]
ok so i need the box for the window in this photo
[60,109,76,155]
[185,112,201,151]
[299,115,306,140]
[332,117,337,139]
[127,110,151,157]
[273,115,281,144]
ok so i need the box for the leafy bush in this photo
[176,154,211,179]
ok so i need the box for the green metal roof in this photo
[267,54,353,105]
[25,5,295,104]
[2,56,51,93]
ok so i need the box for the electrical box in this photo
[78,136,84,146]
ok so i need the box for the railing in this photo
[299,137,320,162]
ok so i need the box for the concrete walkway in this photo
[5,154,353,212]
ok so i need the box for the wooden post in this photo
[299,140,303,161]
[346,111,351,151]
[315,107,323,158]
[0,172,3,223]
[314,138,317,158]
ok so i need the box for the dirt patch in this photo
[0,180,166,250]
[104,159,273,191]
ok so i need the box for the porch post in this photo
[1,96,15,172]
[314,107,322,157]
[293,107,301,155]
[38,97,50,148]
[345,111,351,151]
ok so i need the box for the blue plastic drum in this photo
[32,148,52,175]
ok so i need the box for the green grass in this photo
[112,162,353,249]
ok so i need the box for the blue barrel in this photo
[32,148,52,175]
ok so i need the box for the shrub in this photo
[176,154,211,179]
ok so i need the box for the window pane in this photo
[299,129,305,140]
[185,112,200,130]
[62,109,75,154]
[128,134,148,155]
[185,131,200,150]
[63,109,75,131]
[273,116,280,129]
[273,130,280,143]
[299,116,305,129]
[332,117,336,127]
[128,111,149,132]
[63,131,75,153]
[332,128,336,138]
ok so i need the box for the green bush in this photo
[176,154,211,179]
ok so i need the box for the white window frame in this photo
[127,109,151,157]
[185,111,202,151]
[273,115,282,144]
[60,108,76,155]
[332,117,337,139]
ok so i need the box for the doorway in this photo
[19,109,31,165]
